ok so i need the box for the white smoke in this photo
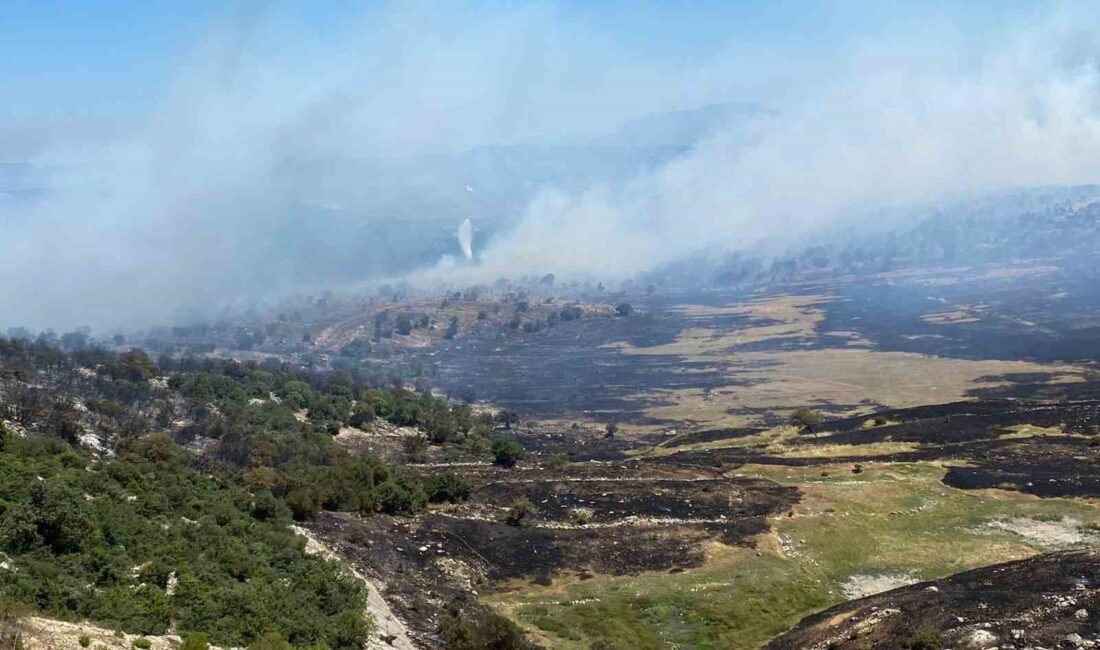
[5,2,1100,329]
[457,218,474,260]
[420,6,1100,284]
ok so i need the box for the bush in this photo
[248,632,292,650]
[559,306,583,321]
[494,410,519,430]
[439,594,532,650]
[79,634,92,647]
[568,508,593,525]
[615,303,634,316]
[132,639,152,649]
[285,487,321,521]
[179,633,209,650]
[402,435,430,463]
[491,437,525,467]
[791,407,824,433]
[424,473,473,503]
[504,498,536,527]
[375,480,427,515]
[546,453,569,469]
[908,625,942,650]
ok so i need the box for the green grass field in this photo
[489,462,1100,649]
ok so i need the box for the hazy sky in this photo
[1,0,1040,152]
[2,1,1096,332]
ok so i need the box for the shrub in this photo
[568,508,593,525]
[546,453,569,469]
[0,598,27,650]
[791,407,824,433]
[464,432,492,457]
[402,435,430,463]
[908,625,942,650]
[247,632,292,650]
[285,487,321,521]
[424,473,473,503]
[375,480,427,515]
[395,314,414,336]
[615,303,634,316]
[132,638,152,649]
[179,633,209,650]
[439,594,532,650]
[494,410,519,430]
[491,437,525,467]
[348,403,376,428]
[79,634,92,647]
[250,490,281,522]
[504,498,536,527]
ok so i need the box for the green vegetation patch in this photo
[491,462,1100,649]
[0,434,368,648]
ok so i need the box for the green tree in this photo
[791,407,824,434]
[491,437,525,468]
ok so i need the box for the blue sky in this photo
[1,0,1042,125]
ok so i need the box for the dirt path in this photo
[292,526,418,650]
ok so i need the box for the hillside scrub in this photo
[0,335,491,644]
[0,432,368,648]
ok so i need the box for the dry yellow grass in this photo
[922,309,981,325]
[611,294,834,357]
[771,441,920,458]
[637,348,1085,428]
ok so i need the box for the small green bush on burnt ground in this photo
[504,498,537,527]
[908,625,942,650]
[791,407,824,434]
[423,473,474,503]
[491,437,526,467]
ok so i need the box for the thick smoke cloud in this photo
[0,3,707,331]
[439,7,1100,283]
[3,3,1100,330]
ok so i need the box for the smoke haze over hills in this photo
[2,2,1100,330]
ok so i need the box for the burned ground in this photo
[647,398,1100,498]
[306,459,799,645]
[819,258,1100,364]
[429,294,746,420]
[414,259,1100,431]
[765,550,1100,650]
[287,258,1100,648]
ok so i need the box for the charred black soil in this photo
[766,550,1100,650]
[306,459,799,645]
[652,398,1100,498]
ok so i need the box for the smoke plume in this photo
[3,2,1100,329]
